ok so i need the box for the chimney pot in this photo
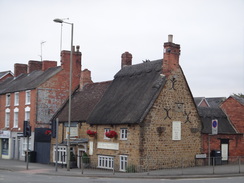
[168,34,173,43]
[80,69,93,89]
[121,52,132,68]
[163,35,180,76]
[76,45,80,52]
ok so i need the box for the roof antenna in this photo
[39,41,46,61]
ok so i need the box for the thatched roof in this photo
[87,59,166,125]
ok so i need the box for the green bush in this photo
[126,165,136,173]
[82,152,89,164]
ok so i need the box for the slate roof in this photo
[194,97,226,108]
[0,70,13,79]
[194,97,207,106]
[206,97,226,108]
[53,81,111,122]
[0,67,61,94]
[87,59,166,125]
[197,107,237,134]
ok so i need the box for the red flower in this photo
[86,130,97,136]
[45,130,52,135]
[105,131,117,138]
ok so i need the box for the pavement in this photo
[0,158,244,179]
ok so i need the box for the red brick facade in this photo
[0,46,81,160]
[0,71,13,82]
[221,97,244,133]
[202,134,244,157]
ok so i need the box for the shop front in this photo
[0,130,11,159]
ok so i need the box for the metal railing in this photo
[56,155,244,175]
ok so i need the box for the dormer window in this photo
[25,90,31,105]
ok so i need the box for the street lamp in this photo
[53,18,73,171]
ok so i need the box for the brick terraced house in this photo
[0,46,81,163]
[197,95,244,164]
[0,71,14,82]
[51,35,203,171]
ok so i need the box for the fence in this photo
[60,155,244,175]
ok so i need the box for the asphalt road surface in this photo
[0,170,243,183]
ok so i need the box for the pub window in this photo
[120,128,128,140]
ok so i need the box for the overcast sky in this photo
[0,0,243,97]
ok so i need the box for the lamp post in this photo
[53,18,73,171]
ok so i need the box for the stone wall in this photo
[140,68,202,169]
[86,124,141,171]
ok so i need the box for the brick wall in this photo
[0,73,13,82]
[202,134,244,157]
[221,97,244,133]
[0,90,36,132]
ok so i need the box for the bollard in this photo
[181,158,183,175]
[212,157,215,174]
[238,157,241,174]
[81,157,84,175]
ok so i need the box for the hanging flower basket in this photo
[44,130,52,136]
[105,131,117,138]
[86,130,97,137]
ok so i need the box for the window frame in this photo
[22,138,32,156]
[13,110,19,128]
[25,111,30,121]
[52,146,74,164]
[14,92,19,106]
[5,110,10,128]
[104,128,110,140]
[65,126,78,139]
[120,128,128,140]
[120,155,128,172]
[6,93,11,106]
[25,90,31,105]
[98,155,114,169]
[25,106,30,121]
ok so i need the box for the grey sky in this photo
[0,0,243,97]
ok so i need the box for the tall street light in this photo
[53,18,73,171]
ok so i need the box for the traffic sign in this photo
[212,119,218,135]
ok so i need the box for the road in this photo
[0,170,244,183]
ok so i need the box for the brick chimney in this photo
[61,45,82,90]
[80,69,93,88]
[162,35,181,76]
[121,52,132,68]
[42,61,57,71]
[14,63,27,77]
[61,45,81,72]
[28,60,42,73]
